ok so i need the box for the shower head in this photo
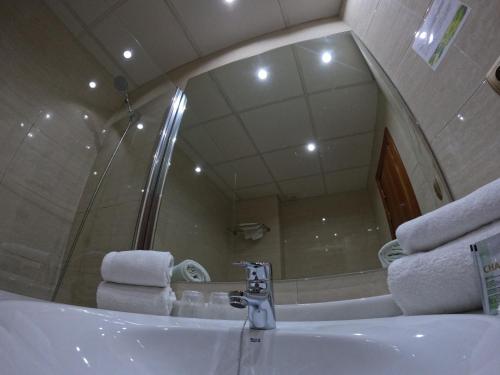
[113,75,129,93]
[131,110,142,124]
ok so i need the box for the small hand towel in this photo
[171,259,211,282]
[96,282,176,315]
[388,220,500,315]
[101,250,173,287]
[396,178,500,254]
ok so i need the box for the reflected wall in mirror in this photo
[153,31,452,283]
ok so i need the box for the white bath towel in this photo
[396,178,500,254]
[101,250,173,287]
[388,220,500,315]
[96,282,176,315]
[171,259,211,282]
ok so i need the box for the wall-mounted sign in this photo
[412,0,470,70]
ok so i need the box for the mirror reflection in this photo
[153,32,451,282]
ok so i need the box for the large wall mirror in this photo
[151,31,452,283]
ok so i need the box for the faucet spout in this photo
[229,262,276,330]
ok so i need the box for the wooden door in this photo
[376,129,421,238]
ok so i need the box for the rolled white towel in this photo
[101,250,173,287]
[388,220,500,315]
[96,282,176,315]
[396,178,500,254]
[171,260,211,282]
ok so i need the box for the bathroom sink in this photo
[1,295,499,374]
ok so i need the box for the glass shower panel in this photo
[55,87,177,307]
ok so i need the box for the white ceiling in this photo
[44,0,343,89]
[177,32,378,201]
[44,0,377,201]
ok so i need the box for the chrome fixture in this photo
[229,261,276,330]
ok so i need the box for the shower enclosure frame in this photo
[133,90,187,250]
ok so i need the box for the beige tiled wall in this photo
[227,196,283,280]
[154,148,233,281]
[367,90,453,244]
[281,190,382,279]
[344,0,500,199]
[56,92,177,307]
[0,0,120,299]
[173,268,389,305]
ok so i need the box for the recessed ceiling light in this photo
[224,0,235,3]
[136,123,144,130]
[27,132,34,138]
[194,166,202,174]
[321,217,327,222]
[45,113,51,119]
[20,122,25,128]
[85,145,91,150]
[93,171,98,176]
[123,49,133,59]
[257,68,269,81]
[88,81,97,89]
[306,142,316,152]
[457,114,465,121]
[321,51,333,64]
[83,114,89,120]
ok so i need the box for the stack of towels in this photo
[97,250,176,315]
[388,178,500,315]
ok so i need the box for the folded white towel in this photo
[101,250,173,287]
[388,220,500,315]
[396,178,500,254]
[171,259,211,282]
[96,282,176,315]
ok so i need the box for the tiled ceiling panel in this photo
[279,175,325,199]
[295,33,373,92]
[213,46,303,111]
[111,0,197,72]
[320,133,374,172]
[175,32,379,201]
[310,82,378,140]
[279,0,343,25]
[204,116,257,161]
[169,0,285,55]
[214,156,274,189]
[181,75,232,128]
[324,167,369,194]
[241,97,314,153]
[182,127,225,164]
[263,146,321,181]
[46,0,344,89]
[63,0,121,25]
[78,34,129,84]
[236,183,280,200]
[91,15,163,85]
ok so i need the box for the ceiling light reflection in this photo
[257,68,269,81]
[321,51,333,64]
[123,49,133,59]
[306,142,316,152]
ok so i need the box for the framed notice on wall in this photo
[412,0,470,70]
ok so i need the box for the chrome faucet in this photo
[229,261,276,330]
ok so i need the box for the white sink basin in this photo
[1,295,499,374]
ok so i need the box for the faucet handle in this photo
[228,290,247,309]
[232,261,272,283]
[232,261,270,269]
